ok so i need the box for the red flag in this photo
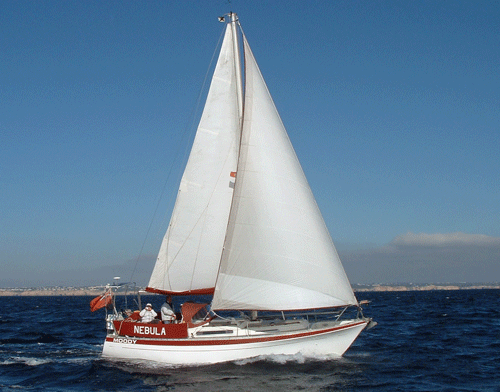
[90,290,113,312]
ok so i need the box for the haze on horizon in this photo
[1,1,499,288]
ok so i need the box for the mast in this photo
[229,12,243,122]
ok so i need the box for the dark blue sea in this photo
[1,290,499,391]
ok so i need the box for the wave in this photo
[1,356,52,366]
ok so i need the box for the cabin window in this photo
[196,330,233,336]
[192,307,209,322]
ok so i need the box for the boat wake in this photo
[234,352,343,366]
[102,350,345,373]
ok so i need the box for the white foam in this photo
[234,352,342,365]
[8,356,52,366]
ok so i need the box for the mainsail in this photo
[147,24,240,295]
[211,36,358,311]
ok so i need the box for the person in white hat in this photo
[139,303,157,323]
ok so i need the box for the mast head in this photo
[218,12,238,23]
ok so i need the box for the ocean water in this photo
[1,290,499,391]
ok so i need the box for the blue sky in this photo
[1,0,499,287]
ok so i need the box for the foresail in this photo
[211,35,357,310]
[147,24,240,295]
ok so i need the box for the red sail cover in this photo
[90,290,113,312]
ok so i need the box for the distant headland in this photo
[0,283,498,296]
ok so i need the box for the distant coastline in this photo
[0,287,109,297]
[352,283,500,292]
[0,283,499,296]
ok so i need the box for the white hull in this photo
[102,319,368,365]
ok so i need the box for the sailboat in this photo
[101,13,373,365]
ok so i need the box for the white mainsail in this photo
[211,36,357,311]
[147,24,240,294]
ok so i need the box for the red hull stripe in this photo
[145,287,215,296]
[106,321,367,346]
